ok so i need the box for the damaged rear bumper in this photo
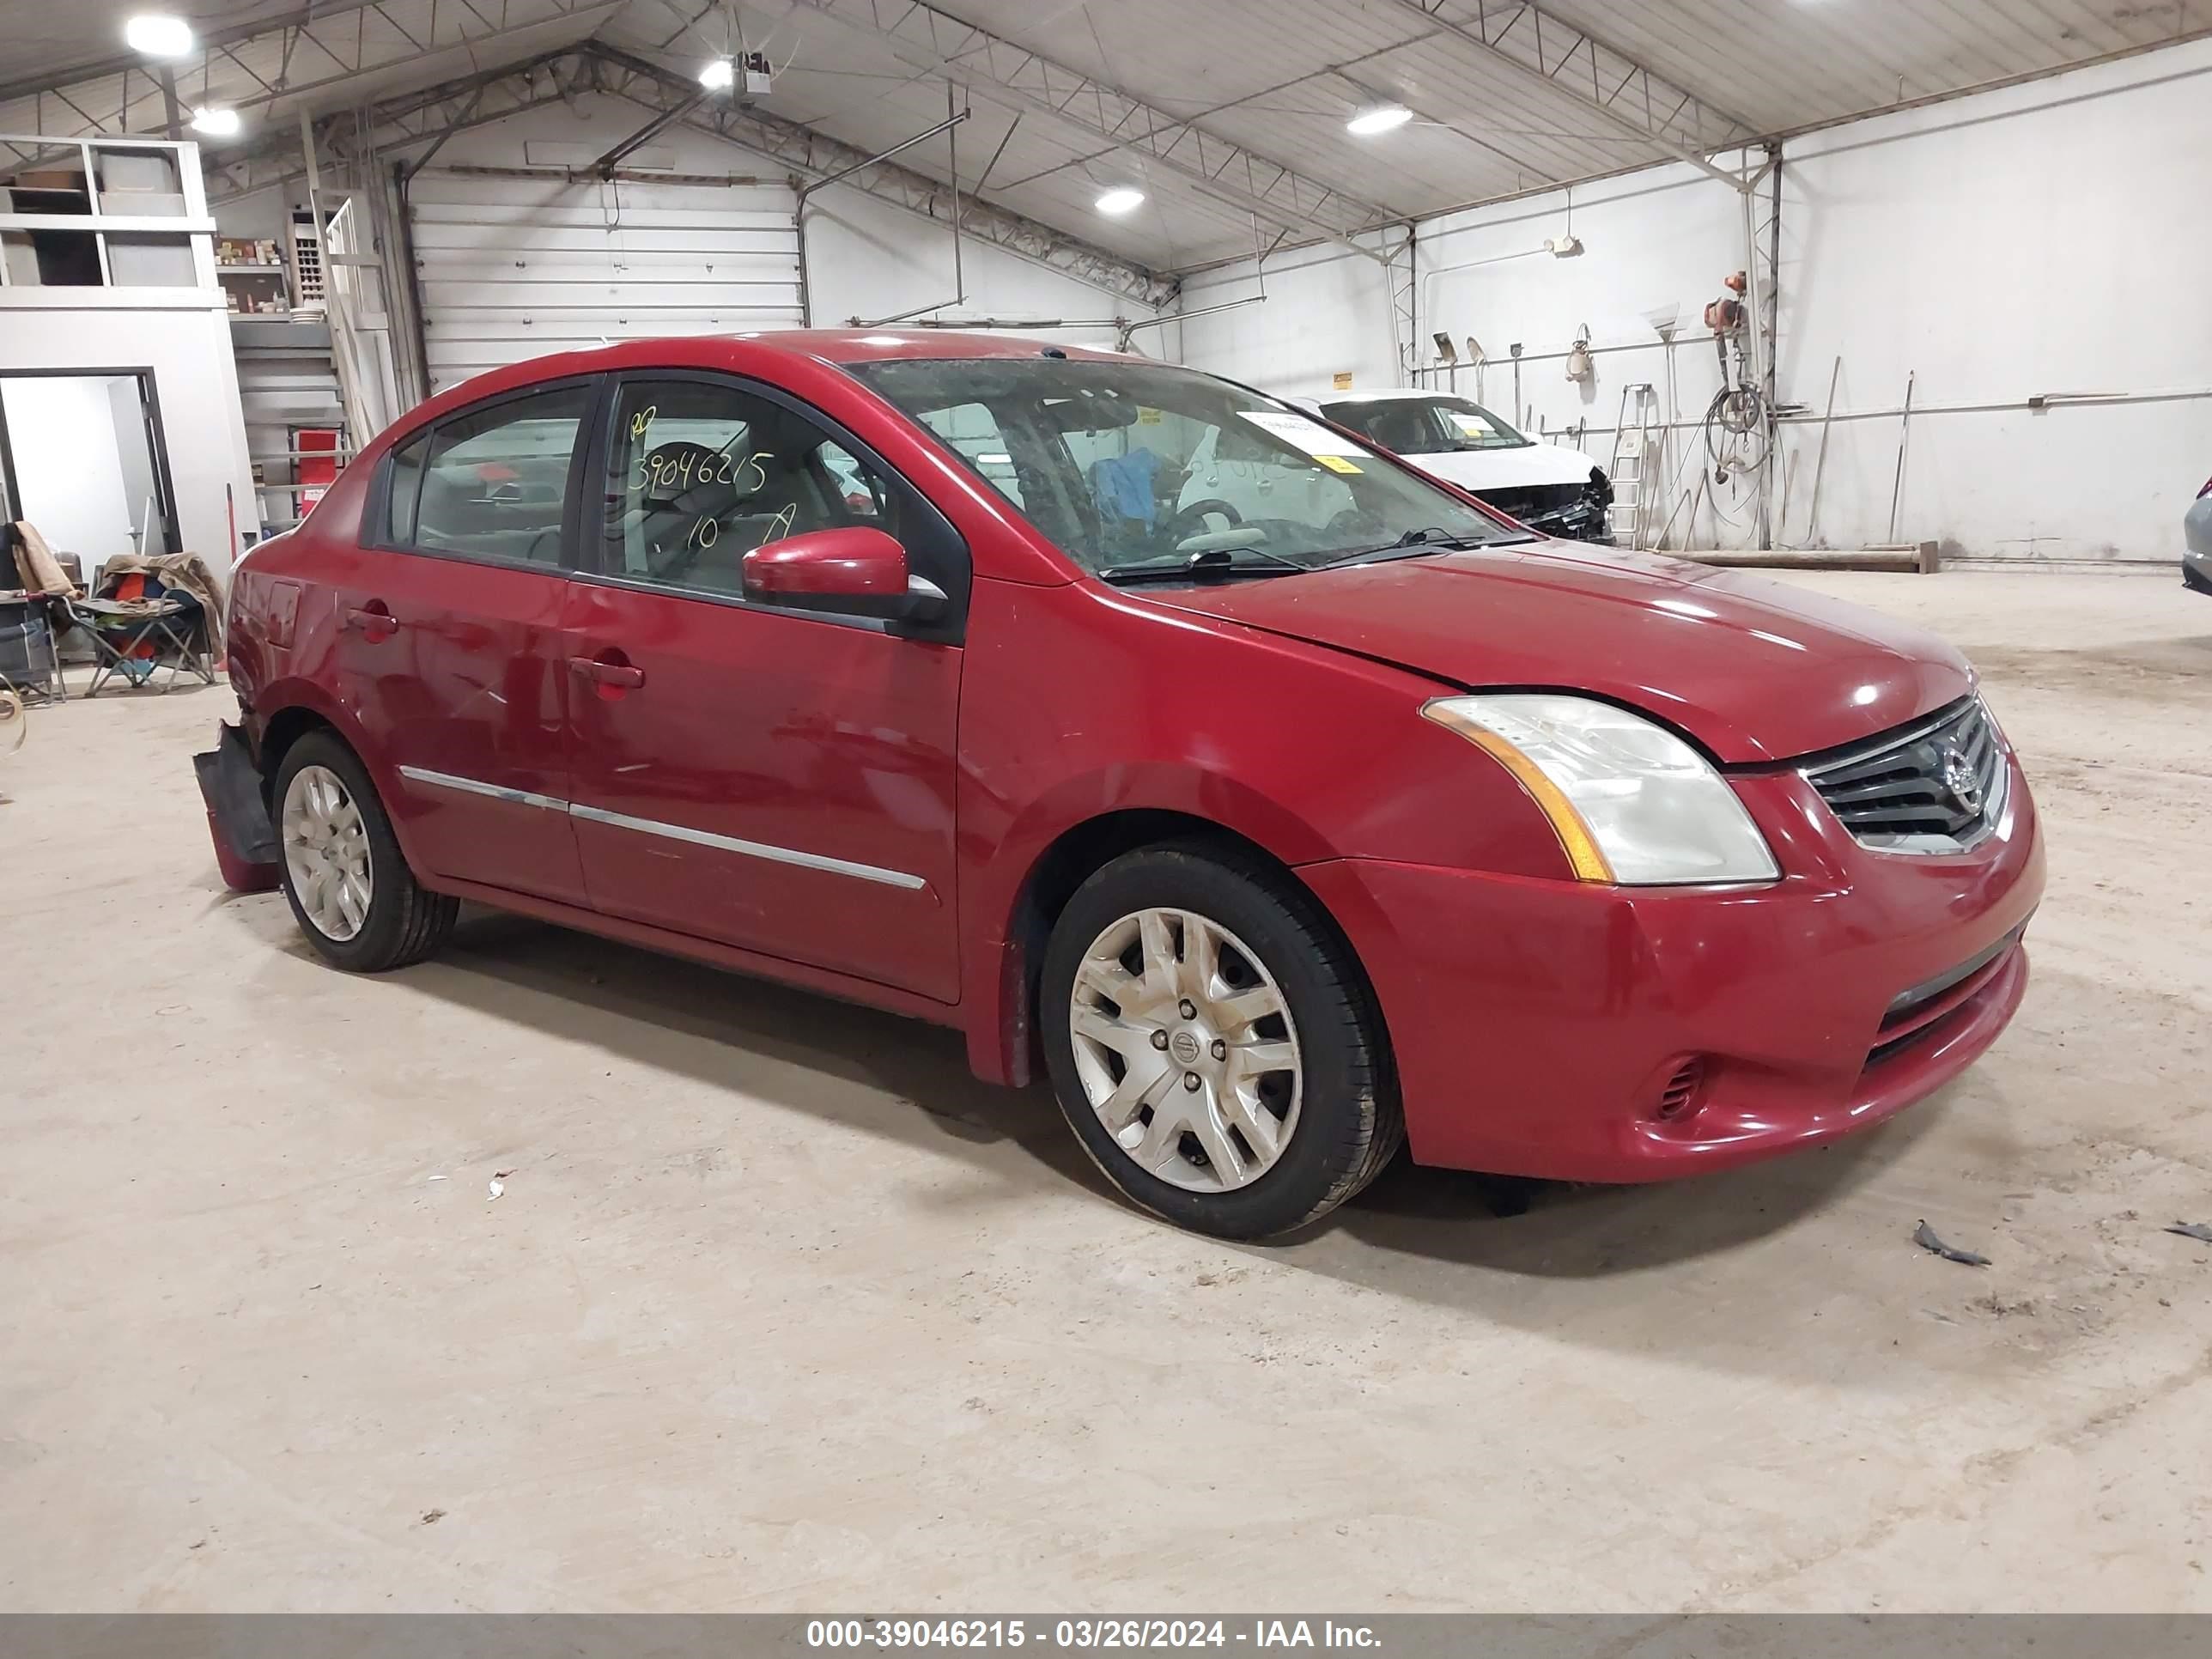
[193,721,280,891]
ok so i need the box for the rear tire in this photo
[273,732,456,972]
[1040,842,1401,1239]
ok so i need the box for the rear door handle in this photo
[568,655,645,690]
[343,603,399,637]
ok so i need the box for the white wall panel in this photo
[0,306,258,566]
[1177,39,2212,562]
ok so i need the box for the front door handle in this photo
[568,655,645,690]
[343,602,400,639]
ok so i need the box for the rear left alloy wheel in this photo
[1040,843,1402,1239]
[274,732,457,972]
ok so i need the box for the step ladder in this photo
[1608,383,1661,547]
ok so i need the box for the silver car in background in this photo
[2187,473,2212,595]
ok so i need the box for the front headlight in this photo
[1423,694,1779,885]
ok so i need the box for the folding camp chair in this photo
[66,570,216,697]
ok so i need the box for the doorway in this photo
[0,371,179,580]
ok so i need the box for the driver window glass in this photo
[604,379,899,601]
[411,385,588,564]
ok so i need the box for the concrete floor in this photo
[2,568,2207,1613]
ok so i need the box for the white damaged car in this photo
[1296,389,1613,543]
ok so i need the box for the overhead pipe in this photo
[590,89,708,176]
[1117,293,1266,348]
[853,298,974,327]
[884,316,1125,330]
[948,82,963,313]
[795,111,968,204]
[796,107,970,326]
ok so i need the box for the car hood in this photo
[1406,441,1599,493]
[1138,542,1975,763]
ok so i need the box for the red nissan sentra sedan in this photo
[204,331,2043,1239]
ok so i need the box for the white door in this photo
[407,170,803,394]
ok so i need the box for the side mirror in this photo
[741,526,947,623]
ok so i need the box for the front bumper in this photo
[2185,496,2212,592]
[1300,753,2044,1182]
[1493,491,1610,544]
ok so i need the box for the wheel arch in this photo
[247,688,431,873]
[258,704,339,799]
[974,805,1388,1091]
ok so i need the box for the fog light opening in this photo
[1654,1056,1706,1121]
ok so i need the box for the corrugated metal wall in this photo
[407,170,804,394]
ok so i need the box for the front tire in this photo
[273,732,456,972]
[1040,842,1401,1239]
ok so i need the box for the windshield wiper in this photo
[1097,546,1309,585]
[1319,526,1495,568]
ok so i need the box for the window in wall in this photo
[2,143,203,289]
[102,232,196,286]
[411,385,589,564]
[93,149,186,216]
[603,379,902,600]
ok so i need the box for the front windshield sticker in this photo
[1237,409,1361,458]
[1315,453,1363,474]
[1448,410,1496,437]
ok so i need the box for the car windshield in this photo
[847,356,1519,578]
[1321,395,1532,455]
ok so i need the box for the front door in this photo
[561,373,966,1003]
[338,379,595,906]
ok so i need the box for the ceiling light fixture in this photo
[190,106,240,137]
[1346,104,1413,137]
[123,14,196,57]
[698,58,735,91]
[1094,186,1145,216]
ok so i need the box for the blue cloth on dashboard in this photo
[1089,448,1164,527]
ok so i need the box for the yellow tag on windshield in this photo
[1315,454,1362,474]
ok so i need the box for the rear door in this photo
[558,370,967,1002]
[337,379,597,904]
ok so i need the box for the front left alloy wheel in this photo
[1040,842,1402,1238]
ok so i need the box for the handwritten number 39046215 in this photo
[630,447,771,496]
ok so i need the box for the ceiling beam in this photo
[585,44,1179,308]
[0,0,397,105]
[784,0,1407,255]
[200,49,593,199]
[1376,0,1762,190]
[201,42,1178,311]
[0,0,620,166]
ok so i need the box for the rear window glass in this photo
[391,385,590,564]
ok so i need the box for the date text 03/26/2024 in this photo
[805,1620,1382,1650]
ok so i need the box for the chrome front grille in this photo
[1805,696,2008,854]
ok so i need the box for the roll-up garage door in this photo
[408,170,802,395]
